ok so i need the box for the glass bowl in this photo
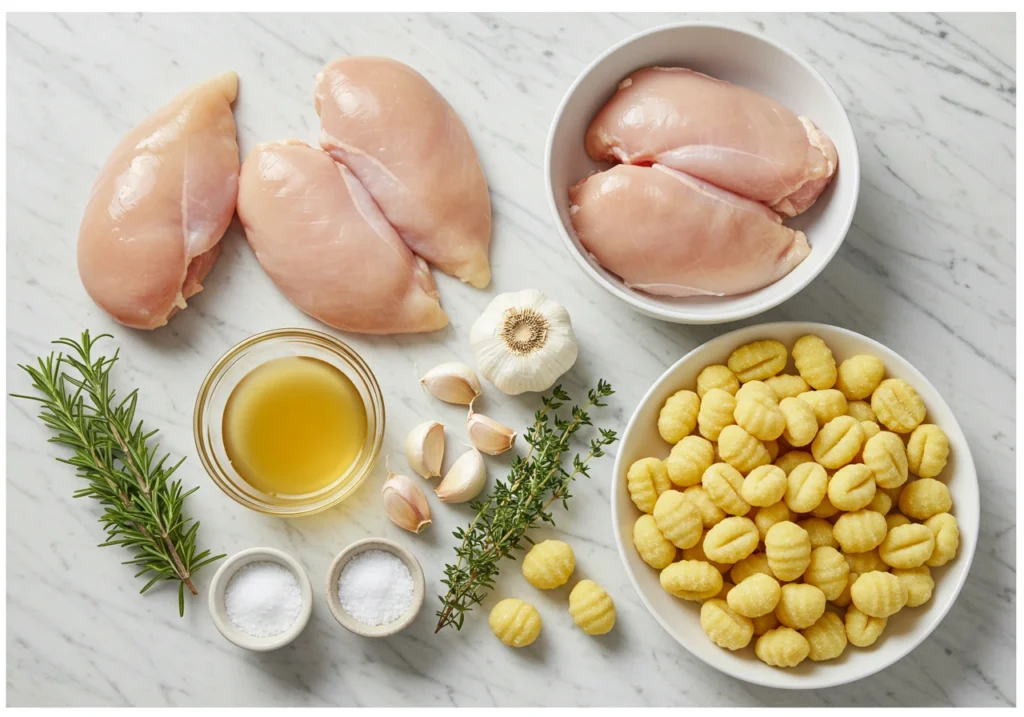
[194,328,385,517]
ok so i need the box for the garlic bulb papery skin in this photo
[420,362,482,405]
[470,289,579,395]
[435,448,487,503]
[382,472,432,533]
[406,421,445,478]
[466,409,517,455]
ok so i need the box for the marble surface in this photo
[5,12,1015,707]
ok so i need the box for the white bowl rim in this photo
[544,21,862,325]
[610,321,979,688]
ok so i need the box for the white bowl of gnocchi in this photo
[611,322,978,689]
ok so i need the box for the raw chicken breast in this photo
[78,72,239,330]
[315,57,492,287]
[569,165,810,298]
[237,140,449,334]
[585,68,838,217]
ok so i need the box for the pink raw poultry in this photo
[585,68,838,217]
[77,72,240,330]
[569,164,810,298]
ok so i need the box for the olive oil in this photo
[222,355,368,496]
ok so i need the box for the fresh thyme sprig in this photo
[12,330,224,616]
[435,380,617,633]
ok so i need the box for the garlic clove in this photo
[382,471,432,533]
[469,289,579,396]
[466,409,517,455]
[420,362,482,405]
[406,421,445,478]
[435,448,487,503]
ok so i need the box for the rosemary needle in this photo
[12,330,224,616]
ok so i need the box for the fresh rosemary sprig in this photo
[12,330,224,616]
[435,380,617,633]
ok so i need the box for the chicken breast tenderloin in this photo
[585,68,838,217]
[569,164,810,298]
[77,72,240,330]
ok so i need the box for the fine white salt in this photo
[224,560,302,638]
[338,549,414,627]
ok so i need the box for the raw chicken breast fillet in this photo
[315,57,492,287]
[569,164,810,298]
[78,72,240,330]
[237,140,449,334]
[585,68,838,217]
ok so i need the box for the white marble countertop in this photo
[6,12,1015,707]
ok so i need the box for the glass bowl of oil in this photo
[194,328,385,516]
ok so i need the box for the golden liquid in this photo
[222,356,368,496]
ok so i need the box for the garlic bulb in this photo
[406,421,445,478]
[420,362,482,405]
[470,289,578,395]
[466,408,516,455]
[435,448,487,503]
[382,471,432,533]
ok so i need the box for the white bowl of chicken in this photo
[545,23,859,324]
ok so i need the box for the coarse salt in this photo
[338,549,414,627]
[224,560,302,638]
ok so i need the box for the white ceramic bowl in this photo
[611,322,978,688]
[545,23,860,324]
[208,547,313,651]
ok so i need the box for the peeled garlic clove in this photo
[382,472,432,533]
[466,409,517,455]
[470,289,578,396]
[406,421,445,478]
[435,448,487,503]
[420,362,482,405]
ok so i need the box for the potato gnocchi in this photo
[569,580,616,635]
[522,539,575,589]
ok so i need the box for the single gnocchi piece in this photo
[752,610,781,636]
[660,560,724,601]
[833,510,888,554]
[892,566,935,607]
[879,523,935,569]
[801,612,848,661]
[754,501,792,542]
[568,579,616,635]
[779,397,818,448]
[627,457,671,514]
[728,339,788,383]
[765,374,810,401]
[730,552,774,584]
[522,539,576,589]
[798,518,838,550]
[683,535,732,574]
[898,478,952,520]
[836,354,885,400]
[906,424,950,478]
[654,490,703,549]
[846,549,889,575]
[860,420,881,443]
[775,583,826,630]
[845,605,886,647]
[718,425,771,474]
[755,627,810,667]
[827,463,876,512]
[850,571,908,618]
[632,515,677,569]
[703,516,759,564]
[698,388,737,441]
[665,435,715,488]
[735,380,778,405]
[765,521,811,582]
[812,415,865,469]
[697,364,740,398]
[784,461,829,513]
[866,489,892,515]
[775,450,814,475]
[862,431,909,489]
[727,573,781,618]
[871,378,926,433]
[847,400,878,423]
[734,395,786,441]
[923,512,959,567]
[810,495,840,520]
[700,599,754,650]
[885,512,912,532]
[792,335,837,390]
[658,390,701,444]
[488,598,542,647]
[831,571,857,608]
[798,389,848,427]
[803,546,850,601]
[683,485,727,529]
[702,462,750,516]
[742,465,788,507]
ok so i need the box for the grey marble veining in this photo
[5,12,1015,707]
